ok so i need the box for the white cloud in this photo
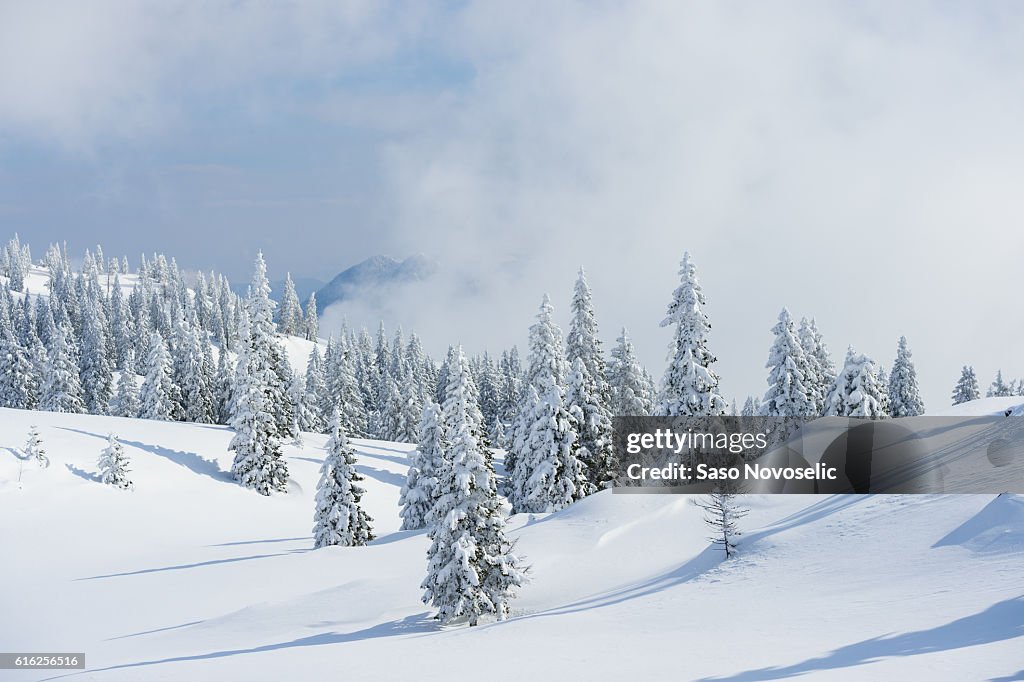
[6,1,1024,409]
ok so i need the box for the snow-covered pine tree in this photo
[565,357,616,492]
[24,425,46,466]
[399,401,445,531]
[946,366,978,403]
[761,309,816,444]
[304,293,319,341]
[289,370,312,446]
[825,348,886,418]
[139,332,178,421]
[172,315,213,423]
[98,434,132,490]
[303,344,328,433]
[875,364,891,416]
[608,327,654,416]
[694,492,748,558]
[797,317,835,415]
[0,329,34,409]
[40,326,85,414]
[213,345,234,425]
[312,407,373,547]
[112,369,140,418]
[229,292,290,495]
[656,252,726,416]
[987,370,1013,398]
[525,294,568,390]
[422,346,524,626]
[740,395,761,417]
[512,373,587,514]
[396,376,423,445]
[277,273,302,336]
[564,268,615,491]
[235,253,294,441]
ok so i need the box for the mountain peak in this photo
[316,254,438,310]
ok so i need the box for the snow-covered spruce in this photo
[565,269,616,489]
[111,369,140,418]
[139,332,178,421]
[98,434,132,490]
[511,373,587,514]
[312,407,374,548]
[608,327,654,416]
[797,317,835,415]
[565,358,616,492]
[40,326,85,414]
[398,401,445,531]
[887,336,924,416]
[422,346,524,626]
[825,348,887,418]
[952,365,980,405]
[762,308,817,419]
[656,252,727,416]
[24,425,46,466]
[229,254,290,496]
[987,370,1013,398]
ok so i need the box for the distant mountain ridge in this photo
[314,254,438,311]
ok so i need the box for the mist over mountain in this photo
[315,254,439,311]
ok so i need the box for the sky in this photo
[3,1,1024,410]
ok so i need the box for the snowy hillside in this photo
[2,405,1021,681]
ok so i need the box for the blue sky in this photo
[3,1,1024,410]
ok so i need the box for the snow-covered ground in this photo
[1,402,1022,681]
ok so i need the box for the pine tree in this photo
[0,330,34,409]
[40,326,85,414]
[303,344,328,433]
[399,401,445,531]
[289,370,313,445]
[888,337,924,416]
[512,374,587,514]
[741,395,761,417]
[139,333,178,421]
[304,292,319,341]
[797,317,835,415]
[313,407,374,547]
[172,317,213,423]
[98,434,132,490]
[608,327,654,416]
[565,357,616,492]
[656,252,726,416]
[112,369,140,418]
[987,370,1013,398]
[525,294,568,390]
[422,347,524,626]
[825,348,886,418]
[24,425,46,466]
[761,309,816,439]
[213,346,234,425]
[952,366,980,405]
[277,273,302,335]
[694,492,748,558]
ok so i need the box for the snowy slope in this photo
[1,405,1022,681]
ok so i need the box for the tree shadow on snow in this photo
[696,596,1024,681]
[65,462,102,483]
[41,612,438,680]
[512,495,870,621]
[57,427,233,485]
[75,549,311,581]
[989,670,1024,682]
